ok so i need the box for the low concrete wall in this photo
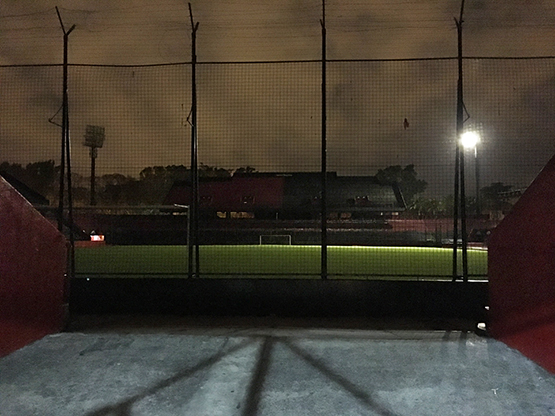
[70,278,487,321]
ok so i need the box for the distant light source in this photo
[460,131,480,149]
[460,131,482,216]
[90,231,105,242]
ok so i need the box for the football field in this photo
[74,245,488,280]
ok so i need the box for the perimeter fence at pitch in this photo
[1,57,553,279]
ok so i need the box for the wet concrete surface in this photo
[1,315,554,416]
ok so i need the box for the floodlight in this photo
[460,131,480,150]
[84,125,105,149]
[83,125,105,206]
[460,131,482,216]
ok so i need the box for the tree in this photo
[198,163,231,178]
[410,196,447,218]
[138,165,191,204]
[480,182,514,212]
[97,173,137,205]
[0,160,57,200]
[25,160,56,196]
[136,164,231,204]
[375,164,427,205]
[0,161,26,180]
[233,166,257,175]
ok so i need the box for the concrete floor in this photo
[1,317,555,416]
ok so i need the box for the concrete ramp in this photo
[2,325,554,415]
[0,175,67,356]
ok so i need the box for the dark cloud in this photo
[1,1,555,197]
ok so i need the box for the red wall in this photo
[0,176,67,356]
[165,176,285,211]
[488,155,555,373]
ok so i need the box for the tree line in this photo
[0,161,255,206]
[0,160,514,216]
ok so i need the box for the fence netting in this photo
[1,57,554,279]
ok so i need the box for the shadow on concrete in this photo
[242,336,274,416]
[84,338,254,416]
[282,338,398,416]
[83,332,401,416]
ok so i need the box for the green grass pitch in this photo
[74,245,488,280]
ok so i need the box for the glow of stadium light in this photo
[460,131,480,150]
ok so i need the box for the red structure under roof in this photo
[165,176,284,212]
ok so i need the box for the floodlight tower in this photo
[83,125,105,206]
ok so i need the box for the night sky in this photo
[2,1,555,196]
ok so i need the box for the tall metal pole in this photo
[90,149,97,205]
[452,142,460,280]
[56,7,75,229]
[320,0,328,280]
[188,3,200,278]
[58,101,65,233]
[475,146,481,216]
[64,75,76,279]
[55,7,76,318]
[453,0,468,282]
[56,11,75,222]
[56,8,66,231]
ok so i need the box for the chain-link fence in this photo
[2,0,555,280]
[1,57,553,279]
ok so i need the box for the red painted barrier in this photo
[488,155,555,373]
[0,176,67,356]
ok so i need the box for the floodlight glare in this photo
[460,130,483,216]
[460,131,480,149]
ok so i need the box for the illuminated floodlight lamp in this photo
[460,131,480,150]
[460,130,482,216]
